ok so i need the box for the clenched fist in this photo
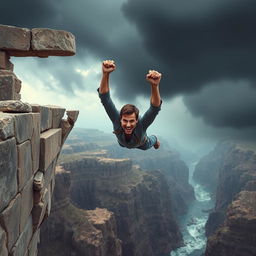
[102,60,116,74]
[146,70,162,86]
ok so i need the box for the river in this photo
[170,162,214,256]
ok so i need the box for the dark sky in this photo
[1,0,256,149]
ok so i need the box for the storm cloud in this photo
[1,0,256,131]
[183,80,256,128]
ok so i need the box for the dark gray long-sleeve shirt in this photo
[98,88,162,148]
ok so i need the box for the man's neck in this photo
[125,133,132,141]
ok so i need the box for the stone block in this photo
[16,93,21,100]
[0,71,21,100]
[67,110,79,124]
[28,229,40,256]
[0,51,13,70]
[44,158,57,189]
[17,140,32,191]
[0,112,14,140]
[31,113,40,173]
[46,105,65,128]
[10,215,33,256]
[12,113,33,144]
[33,171,44,191]
[14,78,21,93]
[31,104,40,113]
[41,106,52,132]
[30,105,52,132]
[0,226,8,256]
[0,194,21,250]
[0,137,17,211]
[60,119,72,145]
[31,28,76,57]
[32,188,49,231]
[20,178,34,232]
[0,25,30,52]
[0,100,32,113]
[39,129,61,171]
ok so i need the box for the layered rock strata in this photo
[0,24,78,256]
[204,144,256,236]
[202,144,256,255]
[61,131,194,216]
[205,191,256,256]
[38,166,122,256]
[193,141,234,193]
[100,144,194,215]
[60,155,182,256]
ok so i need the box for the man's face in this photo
[120,113,138,135]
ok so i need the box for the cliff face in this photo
[202,144,256,255]
[205,145,256,236]
[0,24,78,256]
[193,141,234,193]
[121,150,195,215]
[63,132,195,215]
[61,156,182,256]
[205,191,256,256]
[38,167,122,256]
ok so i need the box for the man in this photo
[98,60,162,150]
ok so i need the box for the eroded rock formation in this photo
[38,167,122,256]
[193,141,234,193]
[205,191,256,256]
[62,129,195,215]
[200,143,256,255]
[58,155,182,256]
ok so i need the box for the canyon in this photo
[38,131,194,256]
[193,142,256,256]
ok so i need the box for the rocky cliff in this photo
[58,155,183,256]
[205,191,256,256]
[0,24,78,256]
[63,129,195,215]
[38,166,122,256]
[193,141,234,193]
[201,143,256,255]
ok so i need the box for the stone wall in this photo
[0,24,78,256]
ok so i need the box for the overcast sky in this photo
[1,0,256,154]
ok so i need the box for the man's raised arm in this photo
[141,70,162,129]
[98,60,119,124]
[146,70,162,107]
[99,60,116,94]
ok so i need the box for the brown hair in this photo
[120,104,139,120]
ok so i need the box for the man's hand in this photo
[146,70,162,87]
[102,60,116,74]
